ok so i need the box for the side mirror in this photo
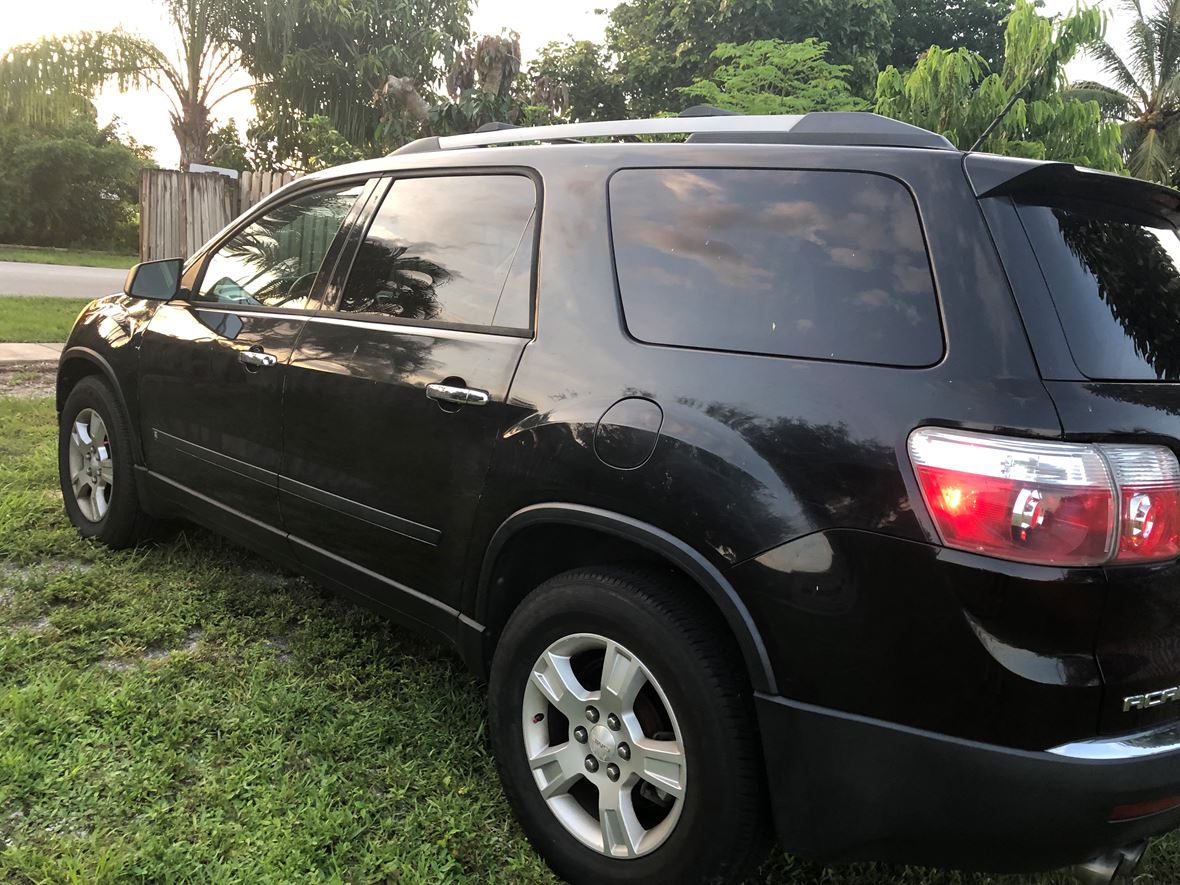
[124,258,182,300]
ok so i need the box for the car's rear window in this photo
[1017,203,1180,381]
[608,168,943,366]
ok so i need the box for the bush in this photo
[0,108,153,251]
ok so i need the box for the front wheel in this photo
[488,567,770,885]
[58,376,152,548]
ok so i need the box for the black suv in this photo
[56,110,1180,884]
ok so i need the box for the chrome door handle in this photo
[425,382,490,406]
[239,349,278,368]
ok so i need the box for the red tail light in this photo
[908,429,1180,567]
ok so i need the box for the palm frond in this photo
[1066,80,1137,120]
[1130,124,1174,182]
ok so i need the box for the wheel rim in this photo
[521,632,686,858]
[67,407,113,522]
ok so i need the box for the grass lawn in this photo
[0,247,135,270]
[0,386,1176,884]
[0,297,92,343]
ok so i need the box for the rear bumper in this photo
[756,692,1180,873]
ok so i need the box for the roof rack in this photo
[390,111,955,155]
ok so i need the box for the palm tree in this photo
[0,0,249,169]
[1070,0,1180,183]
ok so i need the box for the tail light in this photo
[907,428,1180,567]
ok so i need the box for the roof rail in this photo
[389,112,954,155]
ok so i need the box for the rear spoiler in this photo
[965,153,1180,226]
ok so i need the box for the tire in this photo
[488,566,770,885]
[58,376,152,548]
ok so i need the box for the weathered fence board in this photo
[140,168,298,261]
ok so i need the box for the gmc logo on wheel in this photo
[1124,687,1180,711]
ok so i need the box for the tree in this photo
[0,107,152,250]
[887,0,1013,72]
[526,40,626,123]
[677,40,868,115]
[0,0,247,168]
[244,109,364,172]
[605,0,894,116]
[1069,0,1180,183]
[876,0,1124,170]
[227,0,472,157]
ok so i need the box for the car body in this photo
[56,111,1180,883]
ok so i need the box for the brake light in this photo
[908,428,1180,566]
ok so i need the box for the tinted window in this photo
[1018,203,1180,380]
[342,175,536,329]
[195,184,362,308]
[609,168,942,365]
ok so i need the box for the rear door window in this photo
[341,174,536,331]
[1016,203,1180,381]
[608,168,942,366]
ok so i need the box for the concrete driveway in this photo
[0,261,127,299]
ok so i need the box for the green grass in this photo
[0,391,1176,884]
[0,247,135,270]
[0,297,92,343]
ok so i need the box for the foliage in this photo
[0,0,246,168]
[525,40,626,124]
[227,0,471,157]
[429,31,523,138]
[876,0,1124,170]
[605,0,894,116]
[243,109,363,172]
[678,39,867,115]
[205,119,251,170]
[887,0,1013,71]
[1068,0,1180,184]
[0,110,151,251]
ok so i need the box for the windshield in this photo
[1018,203,1180,381]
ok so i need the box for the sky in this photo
[0,0,1132,168]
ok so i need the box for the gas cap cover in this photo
[594,397,663,470]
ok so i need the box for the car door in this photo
[138,179,371,557]
[280,170,539,632]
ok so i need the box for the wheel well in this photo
[56,356,102,414]
[478,522,764,689]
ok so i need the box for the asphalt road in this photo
[0,261,127,299]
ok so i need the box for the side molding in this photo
[476,503,778,694]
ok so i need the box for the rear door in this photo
[977,162,1180,735]
[138,181,367,556]
[280,170,538,631]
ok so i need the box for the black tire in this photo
[58,376,152,548]
[488,566,770,885]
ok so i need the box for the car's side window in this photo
[340,174,536,331]
[609,168,943,367]
[194,182,365,309]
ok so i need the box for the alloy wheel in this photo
[521,632,687,858]
[67,407,114,522]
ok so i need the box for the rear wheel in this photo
[488,567,770,885]
[58,376,152,548]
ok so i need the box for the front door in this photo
[280,171,538,630]
[138,181,368,556]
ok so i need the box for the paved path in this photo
[0,261,126,298]
[0,343,63,365]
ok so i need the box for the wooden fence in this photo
[139,168,298,261]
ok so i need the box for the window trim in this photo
[325,166,543,338]
[605,165,946,369]
[185,175,379,315]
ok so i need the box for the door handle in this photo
[239,349,278,368]
[425,382,490,407]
